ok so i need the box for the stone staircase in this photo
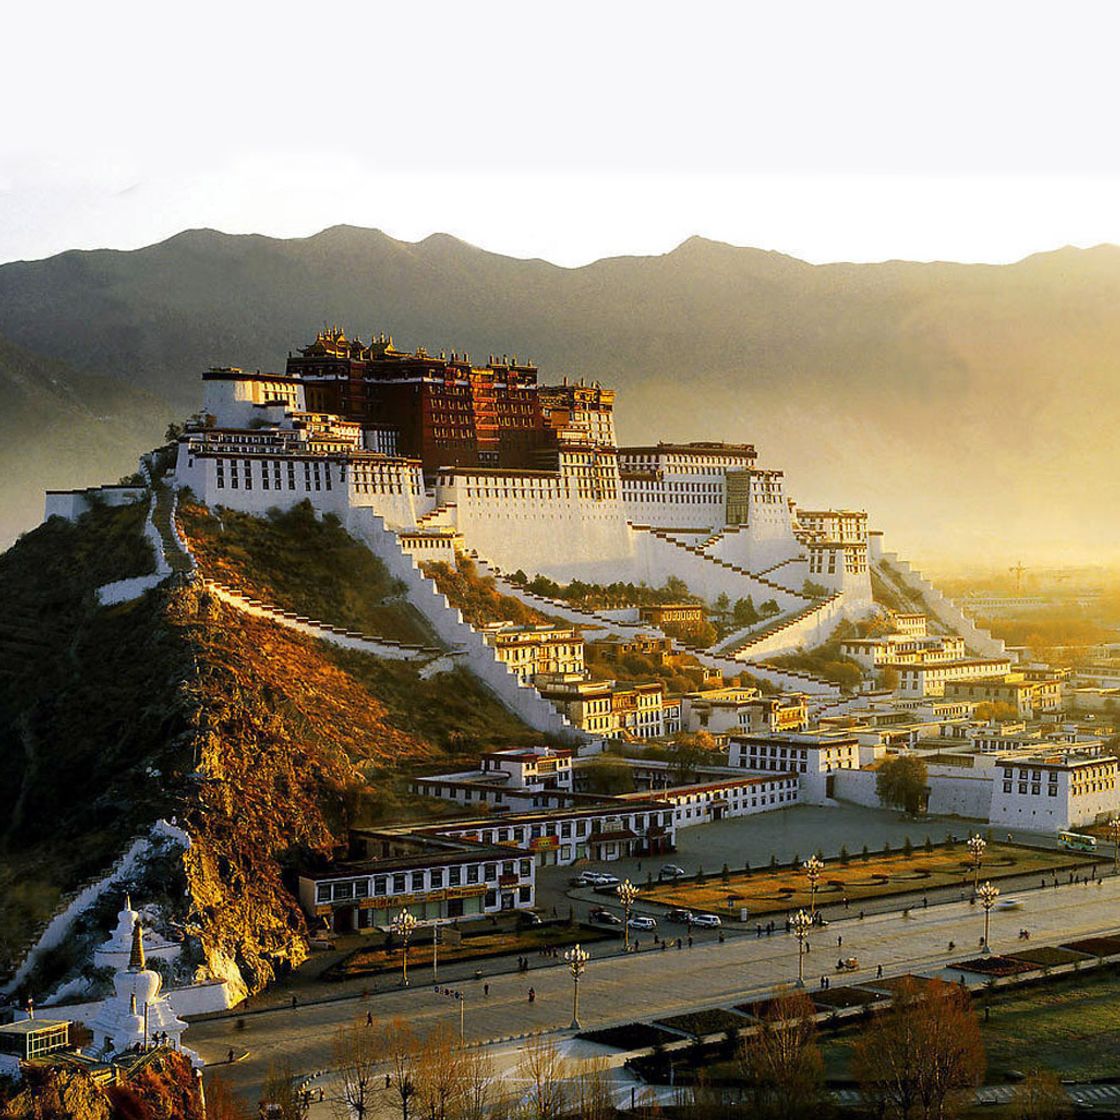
[716,592,846,660]
[642,527,813,603]
[415,502,458,529]
[198,578,444,662]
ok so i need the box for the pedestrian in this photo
[877,964,883,978]
[837,935,842,948]
[228,1047,235,1064]
[319,1089,324,1103]
[385,1074,391,1090]
[291,995,297,1010]
[484,983,490,997]
[859,910,864,921]
[688,936,693,949]
[528,987,536,1003]
[366,1011,373,1026]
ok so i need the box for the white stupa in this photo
[88,918,190,1058]
[93,895,179,972]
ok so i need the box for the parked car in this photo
[572,871,607,886]
[521,911,544,926]
[589,908,622,925]
[628,915,657,931]
[659,864,687,879]
[666,908,694,924]
[690,913,722,929]
[596,873,621,886]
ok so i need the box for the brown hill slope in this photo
[0,499,533,999]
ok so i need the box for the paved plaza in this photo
[195,863,1120,1111]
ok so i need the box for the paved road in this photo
[195,871,1120,1108]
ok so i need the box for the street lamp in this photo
[392,908,418,987]
[617,879,639,951]
[790,909,812,988]
[967,834,987,893]
[565,943,590,1030]
[803,855,824,919]
[977,881,999,955]
[1108,818,1120,875]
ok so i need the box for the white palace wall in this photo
[343,508,589,745]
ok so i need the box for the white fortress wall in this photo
[44,486,147,524]
[344,508,589,744]
[730,595,849,662]
[831,767,993,821]
[174,445,428,529]
[875,546,1007,658]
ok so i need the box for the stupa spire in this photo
[128,919,146,971]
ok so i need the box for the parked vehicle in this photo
[659,864,687,879]
[589,908,622,925]
[690,913,721,929]
[628,915,657,931]
[596,873,621,886]
[572,871,608,887]
[666,908,694,924]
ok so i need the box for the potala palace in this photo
[183,329,874,639]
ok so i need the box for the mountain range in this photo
[1,226,1118,564]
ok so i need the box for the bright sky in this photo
[3,1,1120,266]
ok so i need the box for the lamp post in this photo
[967,834,987,894]
[790,909,812,988]
[565,943,589,1030]
[803,855,824,919]
[977,881,999,955]
[617,879,638,951]
[1108,818,1120,875]
[392,908,418,987]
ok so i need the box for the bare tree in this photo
[383,1019,422,1120]
[854,978,984,1120]
[414,1024,474,1120]
[261,1060,309,1120]
[568,1055,615,1120]
[331,1017,383,1120]
[516,1037,569,1120]
[1009,1069,1072,1120]
[738,987,823,1120]
[457,1045,501,1120]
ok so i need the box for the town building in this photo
[533,674,681,739]
[299,831,538,933]
[480,624,584,684]
[620,773,801,826]
[680,687,808,735]
[889,657,1015,697]
[478,746,574,791]
[943,673,1063,716]
[730,731,860,802]
[407,801,676,865]
[637,603,705,627]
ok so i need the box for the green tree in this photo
[733,597,760,627]
[668,731,715,784]
[759,599,780,618]
[583,753,635,795]
[876,755,930,816]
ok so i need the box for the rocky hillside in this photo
[0,496,535,1002]
[1,227,1118,561]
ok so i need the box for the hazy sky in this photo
[4,1,1120,267]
